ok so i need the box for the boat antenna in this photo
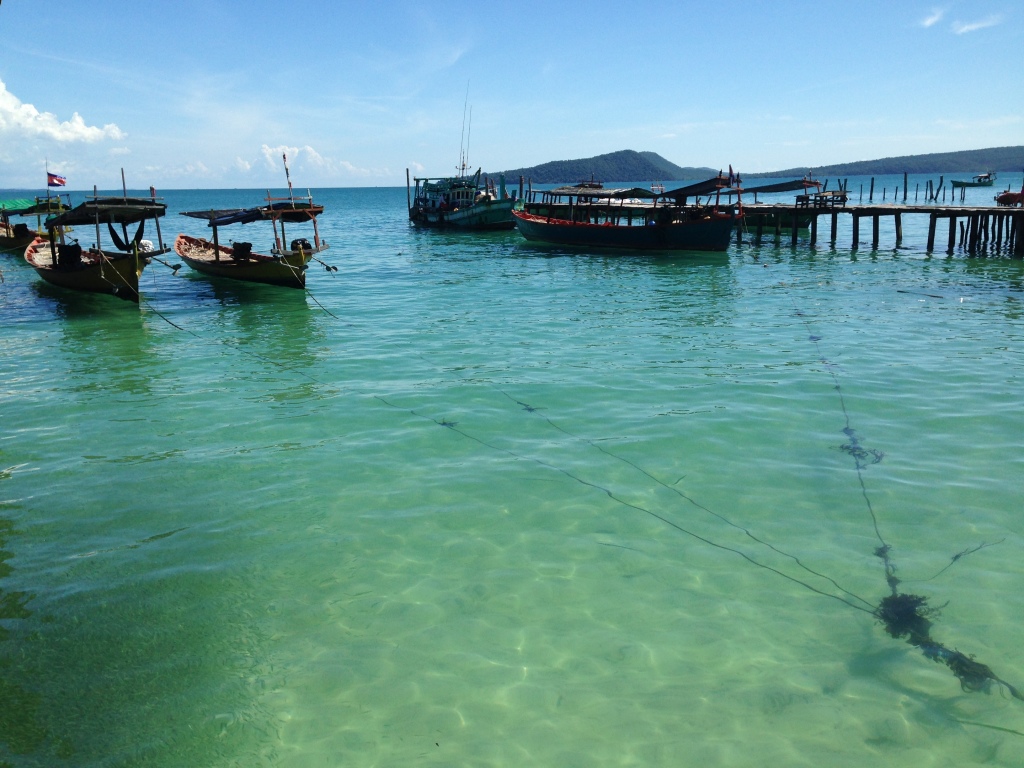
[465,105,472,176]
[458,81,470,177]
[283,152,295,200]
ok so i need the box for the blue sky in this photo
[0,0,1019,189]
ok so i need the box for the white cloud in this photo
[261,144,299,170]
[951,15,1002,34]
[920,8,945,28]
[234,157,252,172]
[409,161,426,173]
[0,78,125,142]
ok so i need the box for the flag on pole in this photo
[47,172,67,187]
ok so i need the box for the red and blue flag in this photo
[47,172,67,187]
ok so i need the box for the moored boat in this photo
[951,172,996,188]
[513,173,739,251]
[1,196,68,253]
[407,168,516,230]
[995,181,1024,207]
[176,155,329,289]
[24,191,169,302]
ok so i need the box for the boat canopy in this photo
[0,197,69,217]
[181,202,324,228]
[743,179,820,194]
[547,186,659,200]
[663,175,730,202]
[47,197,166,229]
[181,208,266,227]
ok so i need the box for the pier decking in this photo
[740,202,1023,255]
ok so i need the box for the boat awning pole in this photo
[93,185,102,252]
[150,186,165,252]
[211,213,220,261]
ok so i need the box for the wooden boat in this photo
[995,181,1024,207]
[513,173,738,251]
[176,156,329,289]
[24,193,169,303]
[951,172,996,189]
[1,196,68,253]
[407,168,516,230]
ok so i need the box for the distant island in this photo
[489,146,1024,183]
[488,150,715,184]
[745,145,1024,178]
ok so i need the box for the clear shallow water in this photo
[2,179,1024,766]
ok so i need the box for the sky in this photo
[0,0,1020,190]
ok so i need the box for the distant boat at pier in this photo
[951,172,996,188]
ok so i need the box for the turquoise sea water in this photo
[2,176,1024,766]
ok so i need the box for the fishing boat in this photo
[995,181,1024,207]
[951,172,996,188]
[407,168,516,230]
[176,155,329,289]
[24,190,169,302]
[1,196,68,253]
[512,173,739,251]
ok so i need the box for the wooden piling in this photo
[903,172,908,202]
[830,211,838,243]
[926,214,937,251]
[947,216,956,252]
[852,214,860,249]
[872,215,880,248]
[791,212,799,247]
[774,217,782,242]
[869,177,874,202]
[895,212,903,243]
[755,221,763,243]
[810,214,818,246]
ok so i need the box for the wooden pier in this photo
[739,202,1024,255]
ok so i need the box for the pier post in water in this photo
[947,216,957,253]
[869,177,875,202]
[872,215,880,248]
[830,211,838,243]
[810,214,818,246]
[895,212,903,243]
[903,172,908,202]
[852,214,860,249]
[926,213,937,251]
[791,212,799,247]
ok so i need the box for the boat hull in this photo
[951,180,993,188]
[409,199,516,230]
[174,234,310,289]
[24,236,146,302]
[513,210,735,251]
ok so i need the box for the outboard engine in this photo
[289,238,312,254]
[57,242,82,267]
[232,241,253,261]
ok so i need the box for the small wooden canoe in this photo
[174,233,310,289]
[24,236,148,302]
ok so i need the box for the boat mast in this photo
[458,82,470,177]
[283,152,295,201]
